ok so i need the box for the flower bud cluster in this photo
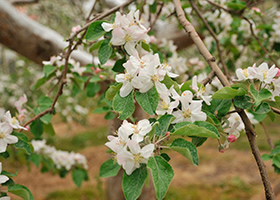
[105,119,154,175]
[31,140,88,170]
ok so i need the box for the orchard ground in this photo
[6,114,279,200]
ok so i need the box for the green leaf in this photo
[135,87,159,115]
[212,86,246,99]
[203,99,232,118]
[180,80,200,93]
[112,57,126,73]
[141,41,151,52]
[170,138,199,166]
[147,156,174,200]
[233,95,252,109]
[106,83,123,101]
[160,153,170,162]
[226,0,246,10]
[30,153,41,167]
[194,121,220,138]
[273,155,280,168]
[155,114,175,136]
[86,82,101,97]
[8,184,34,200]
[275,96,280,107]
[14,140,32,155]
[254,102,271,114]
[267,110,276,121]
[34,106,52,124]
[30,119,43,139]
[37,96,53,107]
[85,20,106,41]
[43,65,56,78]
[113,92,135,120]
[72,168,88,187]
[122,165,148,200]
[250,85,272,106]
[32,77,46,90]
[271,146,280,156]
[172,123,219,139]
[0,152,9,159]
[12,131,28,142]
[1,170,18,178]
[262,154,272,161]
[43,123,55,136]
[89,40,103,52]
[92,107,110,114]
[99,158,121,178]
[98,39,113,65]
[191,137,207,147]
[161,75,180,93]
[104,111,116,120]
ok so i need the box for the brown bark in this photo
[0,0,92,66]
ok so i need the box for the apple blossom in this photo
[105,126,130,153]
[191,75,212,105]
[172,100,207,123]
[117,140,154,175]
[228,135,237,143]
[3,111,27,130]
[247,62,278,84]
[0,122,18,153]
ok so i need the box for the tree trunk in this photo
[0,0,92,66]
[107,103,155,200]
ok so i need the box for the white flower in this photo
[117,140,154,175]
[0,122,18,153]
[172,100,207,123]
[131,119,152,142]
[0,162,9,184]
[4,111,27,130]
[191,76,212,105]
[248,62,278,84]
[105,126,130,153]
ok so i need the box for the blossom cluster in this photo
[235,62,280,99]
[31,139,88,170]
[0,111,27,153]
[102,10,150,55]
[105,119,154,175]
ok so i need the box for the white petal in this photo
[101,22,113,32]
[4,135,18,144]
[0,175,9,184]
[120,82,133,97]
[0,140,8,153]
[127,140,140,154]
[140,144,154,159]
[123,160,136,175]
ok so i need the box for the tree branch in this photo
[260,121,274,150]
[190,0,231,81]
[201,70,215,86]
[173,0,276,199]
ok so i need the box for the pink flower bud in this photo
[165,131,170,139]
[220,149,225,153]
[94,67,102,74]
[252,7,261,13]
[276,69,280,77]
[228,135,237,143]
[90,67,94,71]
[72,25,81,33]
[99,75,104,79]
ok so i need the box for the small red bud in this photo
[95,67,102,74]
[99,75,104,79]
[228,135,237,143]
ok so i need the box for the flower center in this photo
[0,132,5,139]
[242,69,248,77]
[11,117,18,125]
[132,125,139,134]
[152,74,159,82]
[183,109,191,118]
[125,73,132,81]
[124,34,132,42]
[261,70,267,78]
[160,101,169,110]
[133,153,143,165]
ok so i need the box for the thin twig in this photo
[190,0,231,81]
[260,121,274,149]
[85,0,98,21]
[201,70,215,86]
[243,17,279,68]
[173,0,276,199]
[270,106,280,115]
[150,2,164,31]
[139,0,147,20]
